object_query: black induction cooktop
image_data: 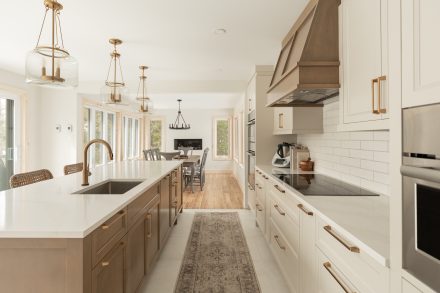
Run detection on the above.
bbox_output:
[271,173,379,196]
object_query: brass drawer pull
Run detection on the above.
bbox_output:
[101,261,110,267]
[101,210,126,230]
[323,262,356,293]
[256,204,263,212]
[274,235,286,251]
[297,204,313,216]
[274,204,285,216]
[274,185,285,193]
[146,213,152,238]
[324,225,360,253]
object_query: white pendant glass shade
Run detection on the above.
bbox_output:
[101,39,128,105]
[25,48,78,87]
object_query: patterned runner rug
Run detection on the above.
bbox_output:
[175,212,261,293]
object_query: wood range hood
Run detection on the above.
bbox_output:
[267,0,340,107]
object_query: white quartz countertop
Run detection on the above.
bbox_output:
[0,160,182,238]
[257,164,390,266]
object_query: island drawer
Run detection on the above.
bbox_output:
[127,183,160,228]
[92,208,127,266]
[316,216,389,293]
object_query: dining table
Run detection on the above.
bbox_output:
[175,155,200,193]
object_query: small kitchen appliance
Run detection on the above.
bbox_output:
[272,142,293,168]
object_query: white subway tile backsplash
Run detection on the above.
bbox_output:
[341,140,361,149]
[296,100,390,196]
[361,140,388,152]
[350,132,374,141]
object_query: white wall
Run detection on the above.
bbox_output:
[296,99,390,196]
[151,108,234,171]
[232,96,246,194]
[0,69,79,177]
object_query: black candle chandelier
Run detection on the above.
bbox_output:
[169,99,190,130]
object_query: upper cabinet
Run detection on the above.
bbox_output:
[273,107,323,135]
[338,0,389,131]
[402,0,440,108]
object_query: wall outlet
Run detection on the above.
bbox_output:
[55,124,62,132]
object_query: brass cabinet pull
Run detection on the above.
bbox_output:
[146,213,152,238]
[101,261,110,267]
[172,200,178,208]
[274,204,285,216]
[255,183,259,188]
[372,76,387,115]
[297,204,313,216]
[323,262,356,293]
[274,235,286,251]
[377,75,387,114]
[372,78,380,114]
[279,113,284,129]
[101,210,126,230]
[263,175,269,180]
[256,204,263,212]
[324,225,360,253]
[274,185,285,193]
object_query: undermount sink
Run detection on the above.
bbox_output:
[74,180,144,194]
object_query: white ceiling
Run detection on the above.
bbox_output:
[0,0,308,108]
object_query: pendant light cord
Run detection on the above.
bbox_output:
[35,8,49,48]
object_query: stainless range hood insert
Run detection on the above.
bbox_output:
[267,0,340,107]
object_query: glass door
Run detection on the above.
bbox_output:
[0,97,16,191]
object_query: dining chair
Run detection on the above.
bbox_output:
[151,148,162,160]
[63,163,83,175]
[184,148,209,191]
[143,149,153,160]
[159,152,181,161]
[178,147,193,157]
[10,169,54,189]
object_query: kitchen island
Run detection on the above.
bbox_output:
[0,160,183,293]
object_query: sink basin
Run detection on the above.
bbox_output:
[74,180,144,194]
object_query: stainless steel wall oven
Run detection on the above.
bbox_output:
[247,110,256,190]
[401,104,440,292]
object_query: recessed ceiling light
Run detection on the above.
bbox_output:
[213,28,227,35]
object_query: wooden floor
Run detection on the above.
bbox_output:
[182,173,243,209]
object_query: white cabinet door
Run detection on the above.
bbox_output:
[339,0,389,128]
[402,0,440,108]
[402,278,422,293]
[299,203,317,293]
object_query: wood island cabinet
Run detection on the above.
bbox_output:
[0,168,183,293]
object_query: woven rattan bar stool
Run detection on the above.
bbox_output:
[9,169,54,189]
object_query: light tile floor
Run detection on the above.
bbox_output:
[139,209,290,293]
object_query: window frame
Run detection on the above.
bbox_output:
[122,115,141,160]
[83,105,116,166]
[212,117,232,161]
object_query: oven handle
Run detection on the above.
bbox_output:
[401,165,440,184]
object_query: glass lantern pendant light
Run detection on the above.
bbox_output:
[169,99,190,130]
[25,0,78,87]
[136,66,153,113]
[102,38,128,105]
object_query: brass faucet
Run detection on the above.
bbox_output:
[82,139,114,186]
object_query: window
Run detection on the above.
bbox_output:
[149,118,164,150]
[83,107,116,166]
[213,117,232,160]
[123,116,141,160]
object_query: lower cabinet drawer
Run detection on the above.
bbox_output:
[316,248,359,293]
[92,208,128,266]
[92,234,127,293]
[256,199,265,233]
[270,197,299,253]
[316,216,389,293]
[270,220,299,293]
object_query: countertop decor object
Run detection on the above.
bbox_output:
[25,0,78,87]
[136,65,153,113]
[101,38,128,105]
[299,158,314,171]
[169,99,190,129]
